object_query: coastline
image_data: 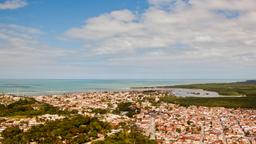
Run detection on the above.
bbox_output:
[0,79,243,96]
[1,89,255,143]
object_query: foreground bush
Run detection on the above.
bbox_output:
[0,98,74,117]
[93,130,156,144]
[1,115,111,144]
[114,102,140,118]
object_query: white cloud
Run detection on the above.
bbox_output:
[2,0,254,78]
[65,9,141,41]
[194,36,213,42]
[0,0,27,10]
[63,0,256,68]
[0,24,77,78]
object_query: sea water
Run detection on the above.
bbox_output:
[0,79,241,96]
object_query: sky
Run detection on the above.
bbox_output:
[0,0,255,79]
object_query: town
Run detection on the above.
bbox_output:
[0,90,255,144]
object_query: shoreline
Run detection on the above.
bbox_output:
[2,87,245,98]
[0,79,246,96]
[1,80,255,99]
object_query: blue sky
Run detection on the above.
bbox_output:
[0,0,148,48]
[0,0,255,79]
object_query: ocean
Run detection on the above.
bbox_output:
[0,79,241,96]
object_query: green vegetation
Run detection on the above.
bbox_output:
[143,96,161,107]
[167,82,256,96]
[0,98,75,117]
[91,108,109,114]
[160,95,256,109]
[1,115,111,144]
[114,102,140,118]
[93,130,156,144]
[158,81,256,108]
